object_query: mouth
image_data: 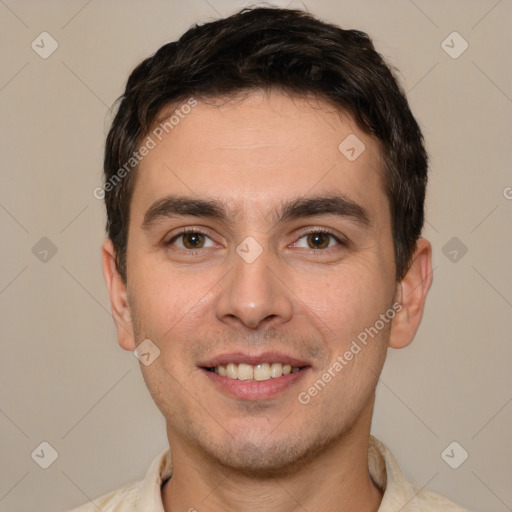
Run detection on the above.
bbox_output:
[204,362,304,381]
[199,353,311,400]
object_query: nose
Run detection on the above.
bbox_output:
[215,243,294,330]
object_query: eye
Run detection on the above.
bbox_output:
[166,229,216,250]
[293,229,346,250]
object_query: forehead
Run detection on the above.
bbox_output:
[131,90,388,226]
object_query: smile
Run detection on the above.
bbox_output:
[205,362,301,381]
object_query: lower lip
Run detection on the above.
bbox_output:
[201,367,309,400]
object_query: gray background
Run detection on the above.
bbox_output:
[0,1,511,511]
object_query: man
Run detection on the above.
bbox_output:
[73,6,469,512]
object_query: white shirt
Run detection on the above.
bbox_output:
[66,435,470,511]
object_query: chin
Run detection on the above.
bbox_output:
[205,428,338,478]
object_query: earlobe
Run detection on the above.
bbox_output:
[101,239,136,351]
[388,238,433,349]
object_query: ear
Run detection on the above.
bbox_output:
[389,238,433,349]
[101,239,136,351]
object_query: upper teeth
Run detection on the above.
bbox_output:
[213,363,300,381]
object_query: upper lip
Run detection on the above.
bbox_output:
[199,352,310,368]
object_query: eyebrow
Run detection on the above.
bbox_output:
[142,195,234,231]
[277,194,371,228]
[141,193,371,231]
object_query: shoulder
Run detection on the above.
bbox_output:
[368,436,471,512]
[411,487,471,511]
[64,481,139,512]
[63,447,172,512]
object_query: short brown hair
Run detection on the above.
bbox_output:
[103,6,428,282]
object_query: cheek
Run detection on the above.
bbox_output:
[295,258,393,342]
[128,267,199,344]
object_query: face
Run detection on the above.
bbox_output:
[109,90,412,474]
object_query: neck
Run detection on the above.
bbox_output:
[162,402,382,512]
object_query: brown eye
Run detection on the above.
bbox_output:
[292,230,346,251]
[306,232,331,249]
[182,232,205,249]
[167,230,215,251]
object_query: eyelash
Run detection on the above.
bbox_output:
[165,228,347,254]
[294,228,348,251]
[166,229,211,251]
